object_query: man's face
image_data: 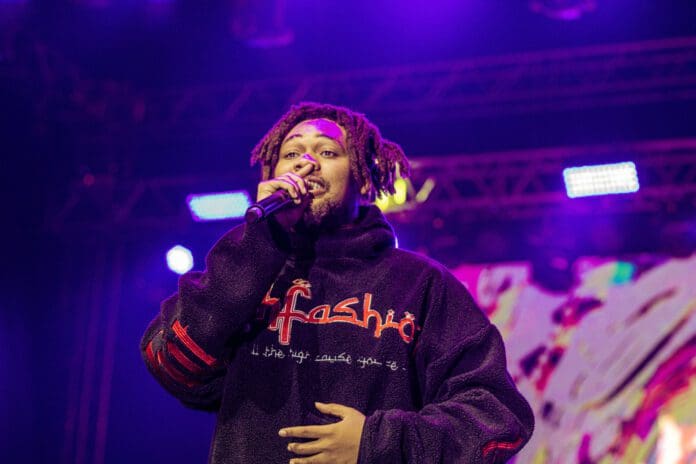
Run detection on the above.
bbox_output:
[274,118,359,227]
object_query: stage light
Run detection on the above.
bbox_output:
[393,178,407,205]
[415,178,436,203]
[563,162,639,198]
[375,175,411,212]
[166,245,193,275]
[375,194,390,211]
[187,191,252,222]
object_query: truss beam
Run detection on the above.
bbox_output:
[5,32,696,137]
[48,138,696,235]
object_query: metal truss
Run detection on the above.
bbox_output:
[131,37,696,137]
[49,138,696,235]
[390,138,696,225]
[5,31,696,138]
[47,171,254,236]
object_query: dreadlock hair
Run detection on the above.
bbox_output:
[250,102,410,202]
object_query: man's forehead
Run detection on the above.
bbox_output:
[282,118,346,145]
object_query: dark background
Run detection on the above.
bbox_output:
[2,1,695,462]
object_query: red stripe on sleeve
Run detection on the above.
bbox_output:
[172,320,218,367]
[482,436,523,457]
[156,351,201,389]
[145,340,158,368]
[166,340,205,375]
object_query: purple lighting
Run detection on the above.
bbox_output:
[529,0,596,20]
[563,162,639,198]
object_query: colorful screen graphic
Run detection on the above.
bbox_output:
[452,254,696,464]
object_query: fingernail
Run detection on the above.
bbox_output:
[279,429,287,437]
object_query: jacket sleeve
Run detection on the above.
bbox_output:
[358,270,535,463]
[140,219,290,410]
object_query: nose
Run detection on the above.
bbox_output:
[294,152,319,171]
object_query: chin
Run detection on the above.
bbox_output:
[303,199,347,229]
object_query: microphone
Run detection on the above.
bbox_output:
[244,190,294,224]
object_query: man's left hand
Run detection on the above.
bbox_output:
[279,402,366,464]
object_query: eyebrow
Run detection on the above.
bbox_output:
[283,133,345,149]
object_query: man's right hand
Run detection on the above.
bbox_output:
[256,163,315,230]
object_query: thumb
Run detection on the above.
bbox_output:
[315,402,347,418]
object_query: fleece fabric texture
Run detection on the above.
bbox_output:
[141,205,534,463]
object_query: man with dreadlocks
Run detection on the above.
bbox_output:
[141,102,534,464]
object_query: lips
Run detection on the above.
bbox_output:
[305,176,327,195]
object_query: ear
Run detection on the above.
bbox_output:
[359,182,372,197]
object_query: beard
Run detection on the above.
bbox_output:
[296,176,361,231]
[303,197,341,228]
[302,194,357,231]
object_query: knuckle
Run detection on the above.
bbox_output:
[279,180,296,191]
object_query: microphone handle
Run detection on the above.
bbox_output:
[245,190,293,224]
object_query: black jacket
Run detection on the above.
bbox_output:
[141,206,534,463]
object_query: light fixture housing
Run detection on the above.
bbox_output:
[563,162,639,198]
[186,191,252,222]
[166,245,194,275]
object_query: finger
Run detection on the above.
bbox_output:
[279,424,332,439]
[263,177,300,202]
[287,438,328,456]
[289,454,326,464]
[294,161,317,177]
[314,402,348,419]
[283,172,308,195]
[276,176,301,196]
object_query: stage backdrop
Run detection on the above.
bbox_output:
[452,253,696,464]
